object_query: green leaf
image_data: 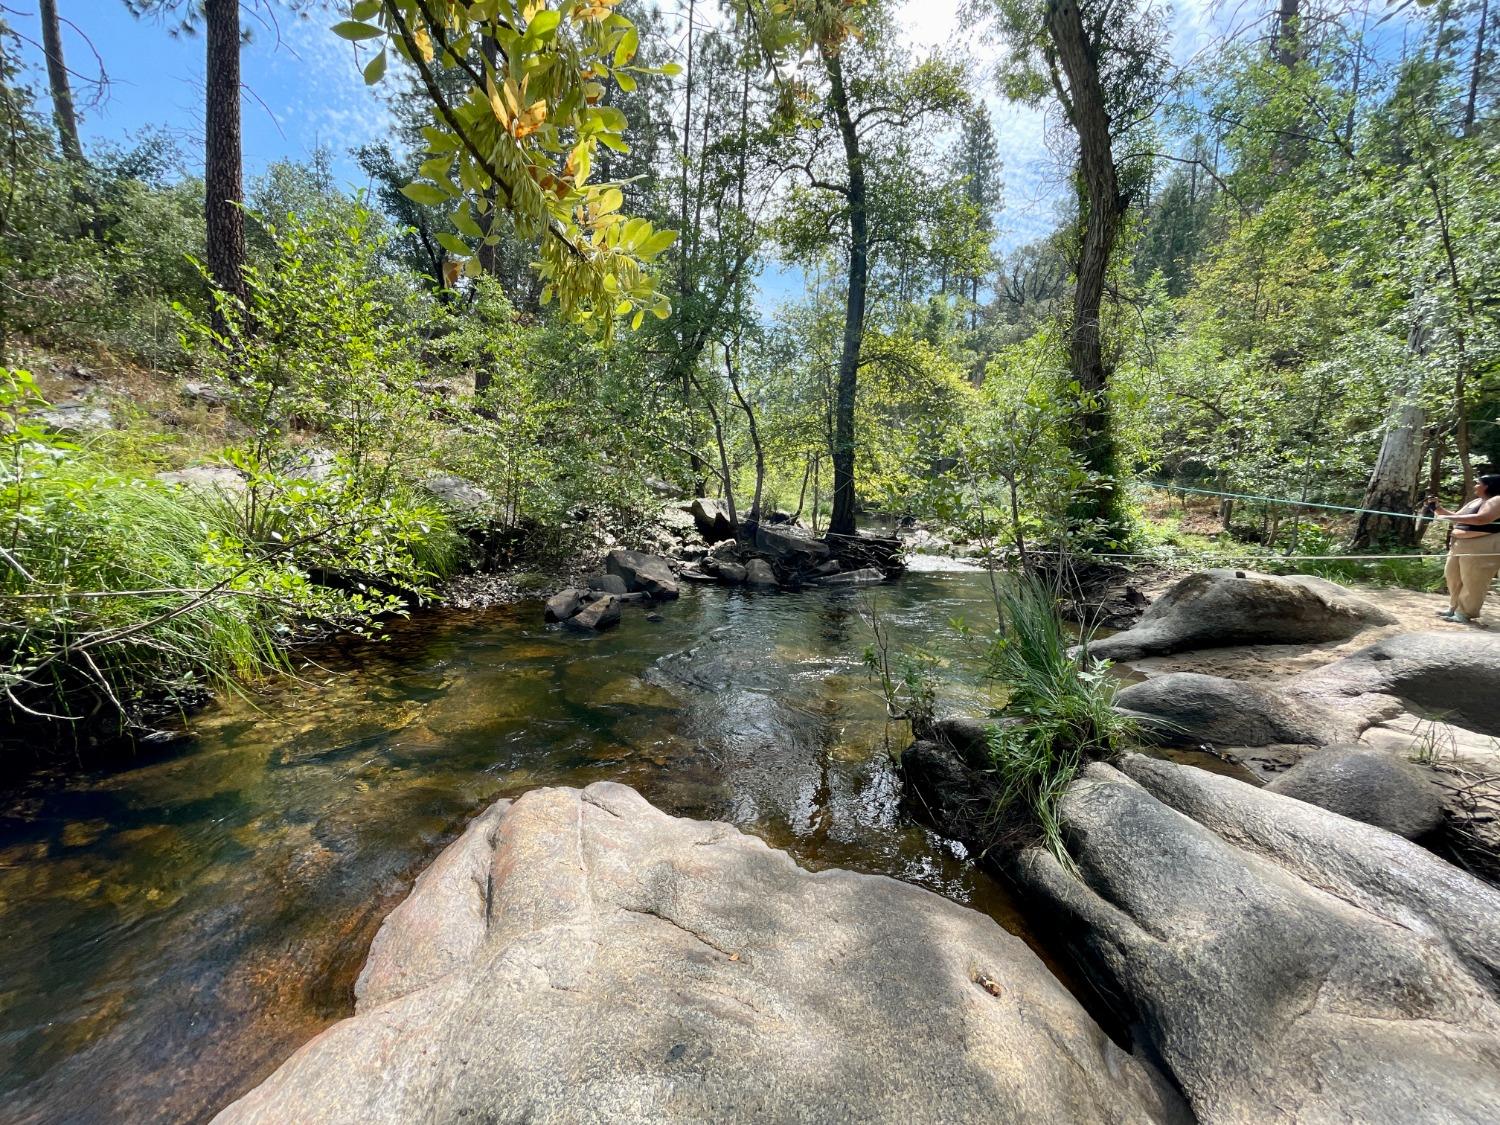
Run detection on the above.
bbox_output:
[363,48,388,85]
[452,206,484,238]
[660,62,683,77]
[401,182,449,206]
[527,10,561,38]
[631,309,645,331]
[436,232,469,256]
[640,229,678,259]
[351,0,380,18]
[331,21,383,41]
[613,28,638,68]
[418,155,453,181]
[614,70,637,93]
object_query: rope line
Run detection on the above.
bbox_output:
[1141,480,1434,522]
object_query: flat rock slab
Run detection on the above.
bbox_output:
[215,783,1184,1125]
[1015,755,1500,1125]
[1089,569,1394,662]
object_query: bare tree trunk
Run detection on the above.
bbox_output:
[1274,0,1302,69]
[39,0,84,164]
[823,43,866,538]
[205,0,246,330]
[725,347,765,525]
[1351,320,1428,548]
[1046,0,1129,541]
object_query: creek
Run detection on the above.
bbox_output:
[0,563,1236,1124]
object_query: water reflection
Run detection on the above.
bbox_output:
[0,574,1015,1124]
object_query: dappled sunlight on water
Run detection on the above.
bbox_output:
[0,573,1020,1124]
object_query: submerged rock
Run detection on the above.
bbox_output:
[1265,744,1446,839]
[1087,569,1394,662]
[214,784,1185,1125]
[818,566,885,586]
[605,549,680,600]
[1013,754,1500,1125]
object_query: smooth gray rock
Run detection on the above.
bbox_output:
[544,588,585,623]
[1266,745,1446,839]
[1087,569,1394,662]
[715,561,747,585]
[567,594,621,631]
[420,473,491,514]
[1013,755,1500,1125]
[743,558,778,590]
[37,402,113,432]
[1115,671,1358,747]
[157,463,246,493]
[1301,630,1500,736]
[585,573,629,596]
[214,783,1185,1125]
[605,549,679,600]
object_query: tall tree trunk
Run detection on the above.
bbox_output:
[39,0,84,164]
[205,0,246,329]
[1350,320,1428,548]
[823,43,865,538]
[1046,0,1128,541]
[1274,0,1302,69]
[1464,0,1489,137]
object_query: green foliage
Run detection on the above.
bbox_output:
[982,574,1136,862]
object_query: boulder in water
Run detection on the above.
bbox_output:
[1265,744,1446,839]
[744,558,778,590]
[1013,754,1500,1125]
[754,524,831,566]
[567,594,621,631]
[1086,569,1394,662]
[544,588,585,623]
[213,783,1185,1125]
[585,573,629,596]
[605,549,679,600]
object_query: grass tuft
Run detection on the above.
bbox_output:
[983,573,1136,863]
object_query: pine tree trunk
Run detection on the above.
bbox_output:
[824,43,865,538]
[205,0,246,330]
[1046,0,1128,542]
[39,0,84,164]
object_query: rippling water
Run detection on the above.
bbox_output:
[1,570,1055,1123]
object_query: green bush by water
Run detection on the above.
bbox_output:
[983,574,1137,861]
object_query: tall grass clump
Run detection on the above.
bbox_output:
[984,573,1137,861]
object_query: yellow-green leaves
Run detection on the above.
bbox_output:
[346,0,677,336]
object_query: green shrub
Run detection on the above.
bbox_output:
[983,574,1136,861]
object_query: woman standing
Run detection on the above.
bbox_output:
[1432,473,1500,623]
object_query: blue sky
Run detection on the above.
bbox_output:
[12,1,1421,309]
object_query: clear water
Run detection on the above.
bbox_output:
[0,569,1228,1124]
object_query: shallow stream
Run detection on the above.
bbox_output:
[0,566,1198,1123]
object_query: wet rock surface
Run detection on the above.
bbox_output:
[1013,754,1500,1125]
[214,783,1185,1125]
[1088,569,1394,662]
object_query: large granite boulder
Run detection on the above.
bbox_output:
[1114,671,1361,747]
[1013,755,1500,1125]
[1301,630,1500,736]
[605,549,680,600]
[689,497,735,543]
[1087,569,1394,662]
[1118,631,1500,751]
[1265,744,1446,839]
[743,558,778,590]
[543,588,585,623]
[215,784,1184,1125]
